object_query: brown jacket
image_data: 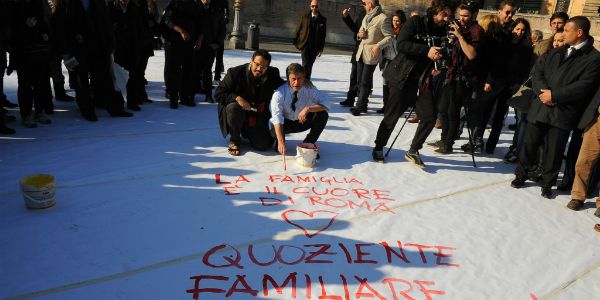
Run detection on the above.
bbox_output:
[293,12,327,51]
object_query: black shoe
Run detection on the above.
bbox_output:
[22,114,37,128]
[461,142,483,153]
[127,104,142,111]
[339,100,354,107]
[0,123,15,134]
[1,99,18,108]
[180,99,197,107]
[427,140,444,149]
[142,98,153,103]
[82,112,98,122]
[566,199,584,211]
[372,149,384,163]
[508,123,517,131]
[350,107,366,116]
[541,187,553,199]
[511,175,526,188]
[434,146,453,154]
[376,108,385,114]
[44,107,54,115]
[34,112,51,124]
[405,151,425,168]
[110,110,134,117]
[55,93,75,102]
[169,100,178,109]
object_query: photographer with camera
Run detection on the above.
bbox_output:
[426,1,483,158]
[372,0,452,163]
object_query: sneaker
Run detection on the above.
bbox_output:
[426,140,444,148]
[405,151,425,168]
[22,114,37,128]
[372,149,384,163]
[566,199,584,211]
[34,112,51,124]
[511,175,526,188]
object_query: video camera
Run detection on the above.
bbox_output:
[415,34,453,70]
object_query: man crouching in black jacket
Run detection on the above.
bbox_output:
[215,50,285,156]
[372,0,452,163]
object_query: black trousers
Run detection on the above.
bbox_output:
[49,57,66,97]
[441,80,474,147]
[301,48,318,80]
[196,46,216,97]
[485,88,511,153]
[469,81,507,144]
[345,59,359,103]
[1,51,7,101]
[409,87,439,152]
[281,111,329,144]
[164,40,195,102]
[374,78,418,150]
[354,60,377,110]
[214,41,225,80]
[561,129,584,186]
[226,102,274,151]
[126,55,149,105]
[515,121,571,188]
[72,52,122,115]
[16,54,52,118]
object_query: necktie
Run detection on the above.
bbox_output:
[566,46,575,59]
[291,91,298,111]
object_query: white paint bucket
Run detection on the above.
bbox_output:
[296,143,319,168]
[20,174,56,209]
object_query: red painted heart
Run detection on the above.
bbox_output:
[281,210,340,238]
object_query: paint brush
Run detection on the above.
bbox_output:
[283,153,287,171]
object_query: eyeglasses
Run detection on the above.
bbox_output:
[252,61,269,70]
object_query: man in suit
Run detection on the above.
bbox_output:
[59,0,133,121]
[293,0,326,80]
[511,16,600,199]
[349,0,391,116]
[339,5,366,108]
[215,50,284,155]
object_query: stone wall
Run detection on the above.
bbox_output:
[155,1,600,47]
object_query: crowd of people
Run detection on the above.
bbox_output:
[3,0,600,217]
[0,0,229,133]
